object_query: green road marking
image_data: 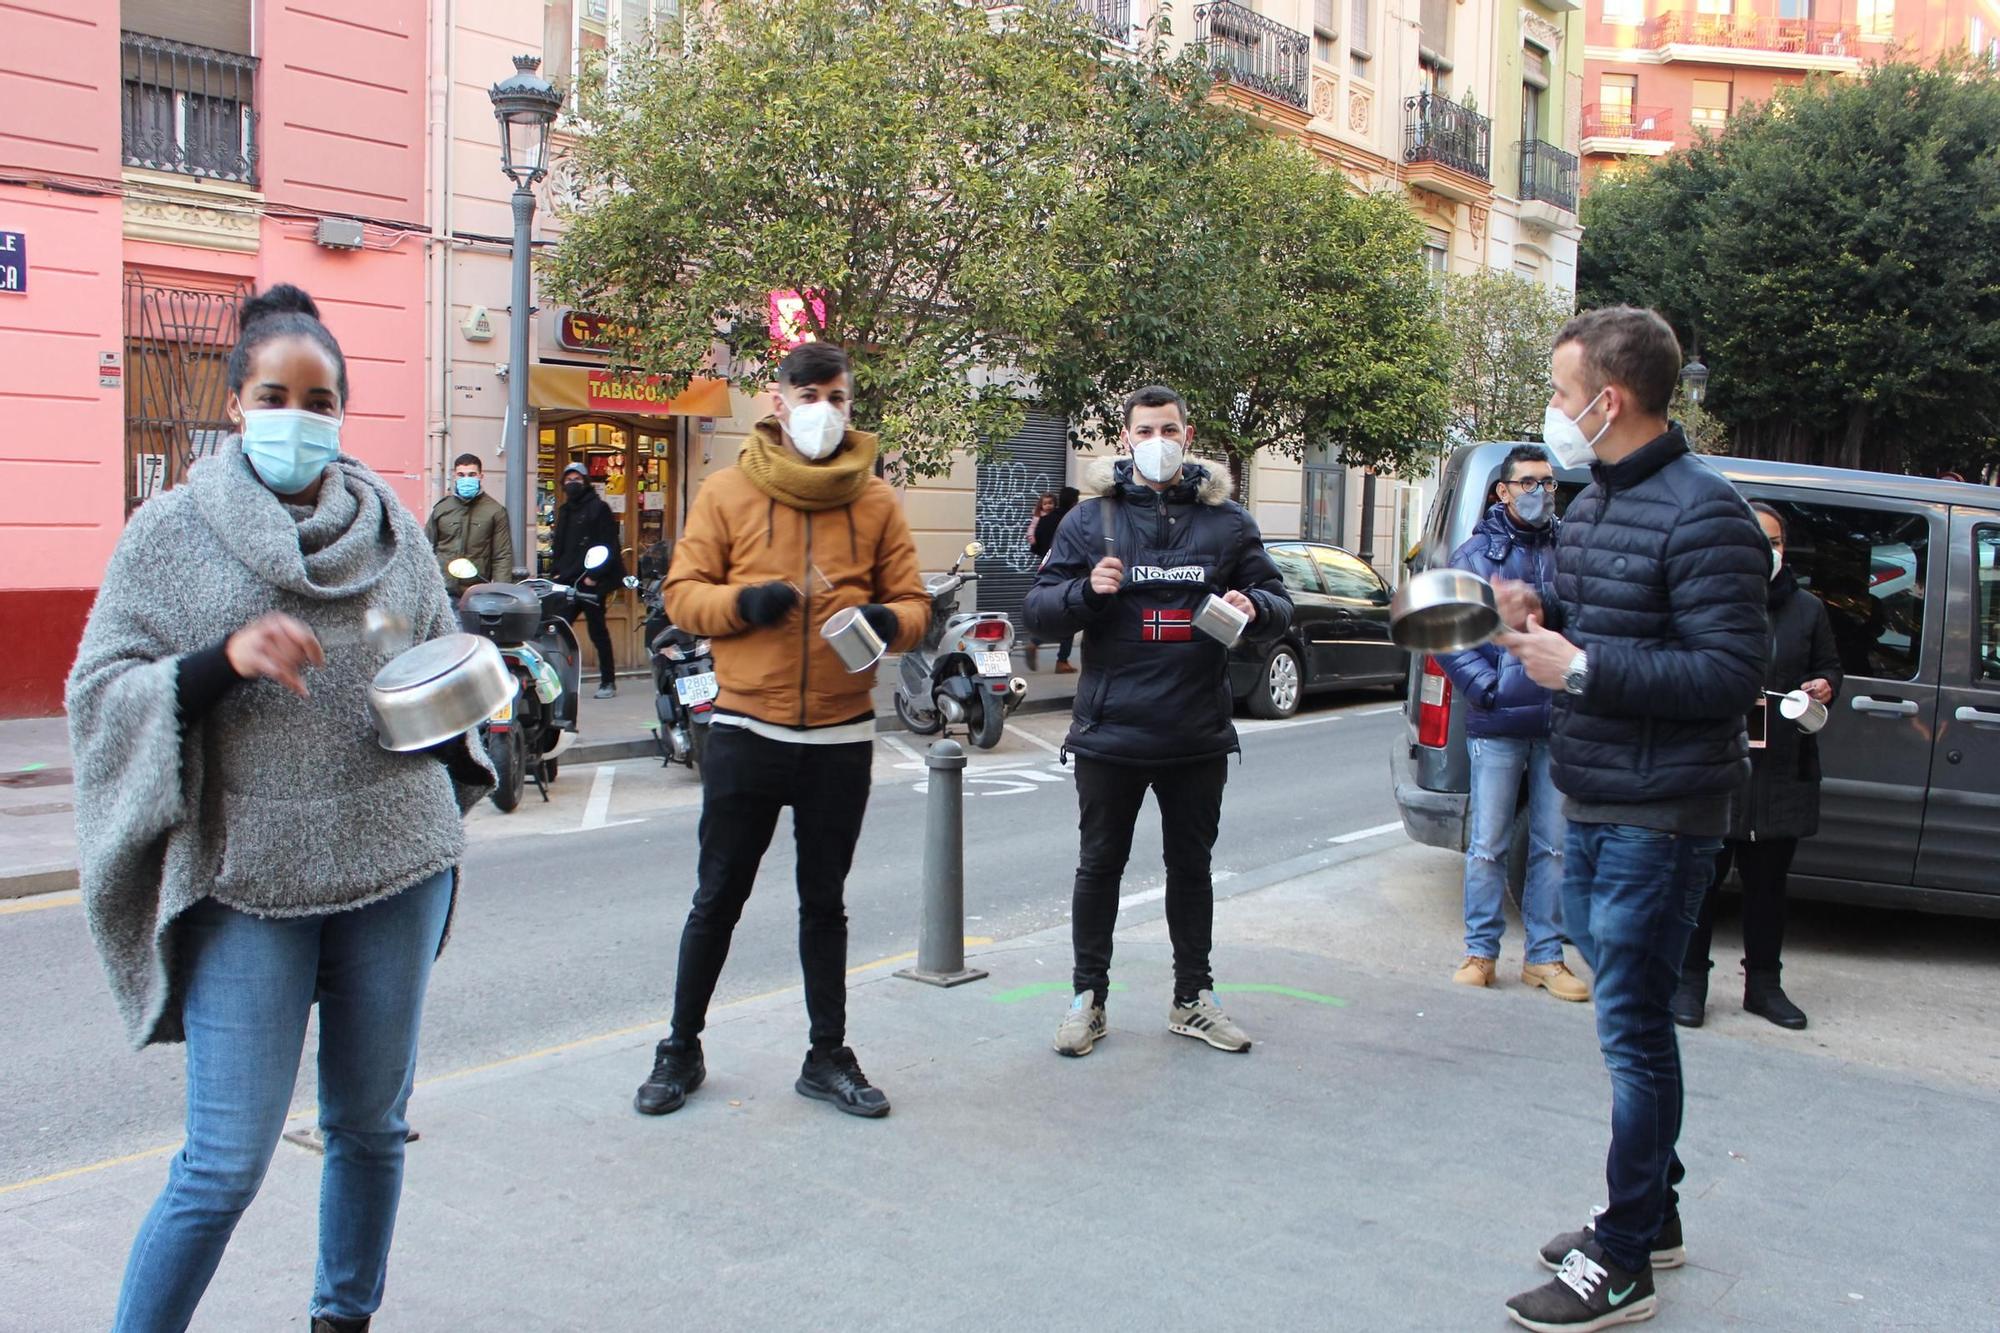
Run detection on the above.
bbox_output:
[1213,984,1350,1007]
[989,981,1128,1005]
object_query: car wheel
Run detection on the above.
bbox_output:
[1250,644,1303,719]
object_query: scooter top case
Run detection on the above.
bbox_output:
[458,582,541,645]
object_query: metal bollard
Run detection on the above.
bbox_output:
[896,738,989,987]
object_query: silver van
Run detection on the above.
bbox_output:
[1392,441,2000,918]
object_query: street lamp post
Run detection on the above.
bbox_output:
[1679,355,1709,450]
[489,55,563,577]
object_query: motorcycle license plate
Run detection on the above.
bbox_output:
[675,671,719,706]
[975,650,1011,677]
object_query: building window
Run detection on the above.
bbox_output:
[1423,228,1449,274]
[1602,0,1642,24]
[1857,0,1894,38]
[546,0,675,91]
[1779,0,1814,17]
[1314,0,1337,63]
[124,272,254,513]
[120,33,258,184]
[1696,0,1730,13]
[1691,79,1732,132]
[1599,73,1637,132]
[1349,0,1372,79]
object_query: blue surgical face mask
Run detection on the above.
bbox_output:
[455,475,482,501]
[240,408,341,495]
[1513,485,1551,527]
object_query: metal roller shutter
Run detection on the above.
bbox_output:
[971,409,1071,629]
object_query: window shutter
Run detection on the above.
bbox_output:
[122,0,252,56]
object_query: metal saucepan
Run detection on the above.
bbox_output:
[368,633,513,752]
[1389,568,1502,653]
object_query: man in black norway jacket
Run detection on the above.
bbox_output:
[1494,308,1769,1333]
[1025,385,1291,1061]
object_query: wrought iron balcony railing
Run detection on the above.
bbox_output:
[1403,91,1491,182]
[121,32,259,184]
[1645,11,1859,55]
[1518,139,1578,212]
[1194,1,1311,111]
[1076,0,1132,42]
[1582,103,1676,142]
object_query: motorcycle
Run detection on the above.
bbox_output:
[893,540,1027,750]
[636,545,716,770]
[450,544,613,811]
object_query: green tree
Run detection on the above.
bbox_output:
[542,0,1112,479]
[1439,270,1571,443]
[1579,59,2000,476]
[1036,68,1452,481]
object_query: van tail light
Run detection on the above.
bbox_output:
[1417,656,1452,749]
[971,620,1009,641]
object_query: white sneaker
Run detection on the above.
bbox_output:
[1168,990,1251,1052]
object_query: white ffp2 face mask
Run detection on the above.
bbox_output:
[1132,436,1185,484]
[785,400,847,461]
[1541,390,1609,470]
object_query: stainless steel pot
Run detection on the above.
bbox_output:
[821,606,887,673]
[1389,568,1502,653]
[368,633,512,752]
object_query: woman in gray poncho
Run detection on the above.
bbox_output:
[66,285,493,1333]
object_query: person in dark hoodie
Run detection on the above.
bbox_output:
[1029,484,1081,673]
[1438,444,1588,1003]
[1025,385,1291,1060]
[551,461,625,698]
[1674,501,1841,1032]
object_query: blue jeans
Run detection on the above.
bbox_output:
[1462,735,1565,964]
[1562,823,1720,1275]
[113,870,453,1333]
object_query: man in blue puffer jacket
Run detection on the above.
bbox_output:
[1026,385,1291,1061]
[1438,444,1588,1003]
[1495,308,1768,1333]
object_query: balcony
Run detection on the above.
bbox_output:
[121,32,258,185]
[1194,1,1311,111]
[1641,11,1861,71]
[1403,91,1491,200]
[1581,103,1675,156]
[1517,139,1578,227]
[1075,0,1132,43]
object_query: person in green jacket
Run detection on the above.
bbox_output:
[425,453,514,595]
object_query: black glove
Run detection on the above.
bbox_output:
[858,603,900,644]
[737,580,799,627]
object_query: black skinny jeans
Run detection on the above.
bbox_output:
[1071,754,1228,1006]
[1684,838,1797,979]
[576,592,616,686]
[669,724,873,1053]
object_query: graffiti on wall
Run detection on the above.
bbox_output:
[972,458,1058,575]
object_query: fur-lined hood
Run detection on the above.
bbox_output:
[1081,455,1234,506]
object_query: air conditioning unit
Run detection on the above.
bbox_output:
[315,217,365,251]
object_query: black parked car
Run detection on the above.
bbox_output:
[1229,541,1406,717]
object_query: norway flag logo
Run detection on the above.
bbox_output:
[1141,609,1194,642]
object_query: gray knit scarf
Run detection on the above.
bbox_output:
[67,442,493,1048]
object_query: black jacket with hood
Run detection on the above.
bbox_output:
[1025,457,1291,765]
[552,482,625,587]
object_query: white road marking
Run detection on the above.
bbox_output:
[1237,713,1348,734]
[1353,705,1405,717]
[1010,726,1066,757]
[1119,887,1167,908]
[581,763,616,830]
[1328,820,1405,845]
[880,734,925,765]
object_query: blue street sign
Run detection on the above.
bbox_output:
[0,231,23,294]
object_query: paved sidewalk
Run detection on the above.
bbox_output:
[6,840,1996,1331]
[0,650,1079,899]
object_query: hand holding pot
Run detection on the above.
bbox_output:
[226,612,325,699]
[1221,589,1257,624]
[1800,677,1834,705]
[1492,577,1544,632]
[1493,615,1579,692]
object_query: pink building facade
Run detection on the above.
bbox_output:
[0,0,428,716]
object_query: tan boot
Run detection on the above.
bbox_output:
[1522,960,1590,1002]
[1453,956,1497,987]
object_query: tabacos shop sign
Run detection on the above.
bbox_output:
[583,370,678,411]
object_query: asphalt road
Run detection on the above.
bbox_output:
[0,694,1408,1187]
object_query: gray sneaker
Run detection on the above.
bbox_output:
[1053,994,1107,1057]
[1169,990,1252,1052]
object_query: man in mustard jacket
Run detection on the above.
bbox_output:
[634,341,928,1120]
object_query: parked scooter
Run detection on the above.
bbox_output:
[636,546,716,769]
[893,540,1026,750]
[450,544,612,811]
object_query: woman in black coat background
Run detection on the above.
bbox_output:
[1675,502,1842,1031]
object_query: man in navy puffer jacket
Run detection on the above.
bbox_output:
[1496,308,1768,1333]
[1437,445,1587,1003]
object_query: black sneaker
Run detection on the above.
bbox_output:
[796,1046,890,1118]
[633,1039,704,1116]
[1539,1210,1685,1271]
[1507,1237,1657,1331]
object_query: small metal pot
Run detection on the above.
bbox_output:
[1389,568,1501,653]
[368,634,513,752]
[821,606,886,673]
[1192,593,1250,648]
[1777,689,1830,734]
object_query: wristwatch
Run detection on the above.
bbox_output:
[1562,650,1589,697]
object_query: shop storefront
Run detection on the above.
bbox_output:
[527,364,732,677]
